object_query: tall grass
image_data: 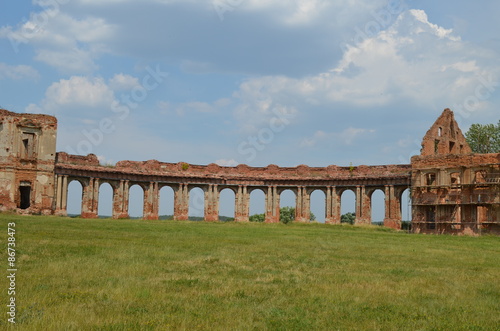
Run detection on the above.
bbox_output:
[1,214,499,330]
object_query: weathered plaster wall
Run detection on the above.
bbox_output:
[0,109,57,213]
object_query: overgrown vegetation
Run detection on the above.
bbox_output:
[1,214,499,330]
[249,206,316,223]
[341,212,356,224]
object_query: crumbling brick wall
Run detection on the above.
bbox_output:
[411,109,500,235]
[0,109,57,213]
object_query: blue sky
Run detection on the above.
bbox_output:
[1,0,499,218]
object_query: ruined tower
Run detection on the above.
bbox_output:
[419,108,472,156]
[0,109,57,214]
[411,109,500,234]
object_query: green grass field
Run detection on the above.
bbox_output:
[1,213,499,330]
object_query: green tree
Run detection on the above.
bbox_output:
[280,206,295,224]
[465,121,500,153]
[249,207,316,224]
[341,212,355,225]
[249,213,265,222]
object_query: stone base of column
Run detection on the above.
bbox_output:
[234,216,249,222]
[295,216,309,223]
[325,217,340,224]
[354,218,371,225]
[204,214,219,222]
[174,214,189,221]
[143,214,159,220]
[81,212,98,219]
[265,215,279,223]
[54,209,68,217]
[113,212,129,219]
[384,219,402,230]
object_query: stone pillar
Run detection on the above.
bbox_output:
[303,189,311,222]
[82,177,99,218]
[265,186,280,223]
[174,183,189,220]
[362,186,371,224]
[384,185,402,230]
[325,186,341,224]
[61,175,68,212]
[235,186,250,222]
[123,180,130,217]
[143,182,159,220]
[354,186,371,225]
[295,187,310,222]
[55,175,68,216]
[55,175,62,213]
[113,180,129,219]
[295,187,303,222]
[204,184,219,221]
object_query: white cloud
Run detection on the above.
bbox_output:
[229,7,500,132]
[215,159,239,167]
[441,61,479,73]
[34,48,98,74]
[157,100,221,116]
[39,76,116,113]
[300,128,375,148]
[96,155,115,166]
[408,9,458,40]
[108,74,139,91]
[0,63,39,80]
[0,11,114,73]
[25,103,43,114]
[339,127,375,145]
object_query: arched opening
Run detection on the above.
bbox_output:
[159,185,175,220]
[219,188,236,221]
[279,189,296,208]
[310,189,326,223]
[279,189,296,223]
[128,184,144,219]
[371,189,385,225]
[400,188,412,230]
[67,180,83,217]
[249,189,265,222]
[341,189,356,224]
[98,182,113,218]
[189,187,205,220]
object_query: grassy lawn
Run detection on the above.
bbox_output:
[1,213,499,330]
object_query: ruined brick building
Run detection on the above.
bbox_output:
[1,108,499,234]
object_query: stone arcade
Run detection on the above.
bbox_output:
[1,108,499,234]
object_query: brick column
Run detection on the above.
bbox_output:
[295,187,303,221]
[143,182,159,220]
[82,178,99,218]
[355,186,371,225]
[325,186,341,224]
[295,187,310,222]
[303,188,311,222]
[265,186,280,223]
[55,175,62,213]
[204,184,219,221]
[55,175,68,216]
[362,186,371,224]
[113,180,129,219]
[61,176,68,213]
[235,186,250,222]
[384,185,402,229]
[174,183,189,220]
